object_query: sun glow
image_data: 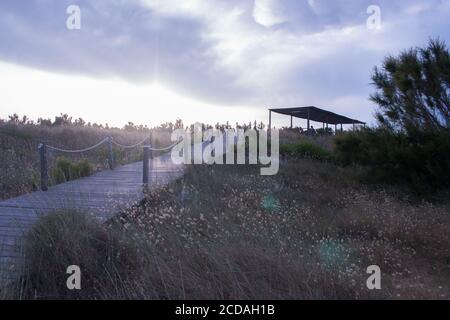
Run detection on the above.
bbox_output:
[0,62,260,127]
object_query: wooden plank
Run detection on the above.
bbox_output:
[0,153,183,283]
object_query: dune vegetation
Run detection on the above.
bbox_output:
[2,156,449,300]
[0,115,174,200]
[1,39,449,300]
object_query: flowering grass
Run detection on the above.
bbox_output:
[6,159,449,300]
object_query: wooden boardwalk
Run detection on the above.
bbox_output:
[0,153,183,282]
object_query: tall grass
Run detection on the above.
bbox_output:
[0,123,171,200]
[8,160,450,300]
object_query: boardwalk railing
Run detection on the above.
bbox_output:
[38,136,182,191]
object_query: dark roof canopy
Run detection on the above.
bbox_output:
[270,106,366,125]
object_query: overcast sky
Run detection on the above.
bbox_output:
[0,0,449,127]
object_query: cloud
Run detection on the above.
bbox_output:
[253,0,287,27]
[404,2,432,15]
[0,0,449,124]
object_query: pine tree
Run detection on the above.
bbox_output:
[370,39,450,132]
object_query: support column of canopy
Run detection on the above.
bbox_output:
[307,109,310,131]
[269,110,272,132]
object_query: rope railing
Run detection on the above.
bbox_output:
[112,136,149,149]
[145,139,183,151]
[46,138,109,153]
[38,135,184,191]
[142,138,184,186]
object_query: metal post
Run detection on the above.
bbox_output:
[268,110,272,134]
[108,136,114,170]
[38,143,48,191]
[143,145,149,185]
[268,110,272,139]
[307,112,310,134]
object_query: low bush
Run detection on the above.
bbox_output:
[78,159,93,178]
[52,157,93,184]
[280,141,333,161]
[335,128,450,194]
[316,128,333,136]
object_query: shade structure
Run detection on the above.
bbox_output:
[269,106,366,126]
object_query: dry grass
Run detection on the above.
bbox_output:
[6,159,449,300]
[0,123,171,200]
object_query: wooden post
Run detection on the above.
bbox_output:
[341,124,343,132]
[149,144,153,184]
[38,143,48,191]
[143,145,149,185]
[290,115,293,129]
[335,124,337,135]
[108,136,114,170]
[149,131,153,156]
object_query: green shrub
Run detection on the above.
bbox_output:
[78,159,93,178]
[52,157,93,184]
[52,157,74,183]
[52,167,66,184]
[280,141,333,161]
[335,128,450,194]
[316,128,333,136]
